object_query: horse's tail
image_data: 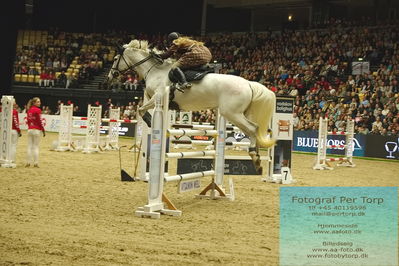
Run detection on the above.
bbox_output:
[246,81,276,148]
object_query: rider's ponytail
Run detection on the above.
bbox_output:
[173,37,204,47]
[27,97,40,110]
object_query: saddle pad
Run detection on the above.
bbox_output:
[184,68,214,82]
[169,66,214,83]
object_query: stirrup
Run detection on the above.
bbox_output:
[174,83,185,93]
[181,82,192,89]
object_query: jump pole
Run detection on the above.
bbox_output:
[135,88,233,219]
[313,117,356,170]
[135,90,181,218]
[0,96,16,168]
[103,107,121,150]
[55,104,73,151]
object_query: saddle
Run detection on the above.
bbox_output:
[168,65,214,83]
[168,65,214,112]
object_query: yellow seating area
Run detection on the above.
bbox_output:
[17,30,48,49]
[15,74,39,84]
[14,30,112,86]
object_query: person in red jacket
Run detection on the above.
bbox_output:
[11,102,22,163]
[39,71,49,87]
[26,97,45,167]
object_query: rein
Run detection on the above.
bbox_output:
[111,50,163,80]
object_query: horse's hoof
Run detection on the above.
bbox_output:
[248,147,257,154]
[142,112,152,127]
[182,83,192,89]
[256,166,263,175]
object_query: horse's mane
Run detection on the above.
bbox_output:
[124,39,151,51]
[124,39,174,65]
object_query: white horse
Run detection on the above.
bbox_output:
[106,40,276,170]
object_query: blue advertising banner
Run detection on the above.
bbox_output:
[293,130,365,157]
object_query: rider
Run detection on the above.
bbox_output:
[160,32,212,90]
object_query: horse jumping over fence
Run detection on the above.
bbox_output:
[106,39,276,170]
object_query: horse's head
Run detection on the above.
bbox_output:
[105,44,126,83]
[106,40,163,84]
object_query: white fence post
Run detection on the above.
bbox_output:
[55,104,73,151]
[0,96,16,168]
[135,89,182,218]
[107,107,120,150]
[214,111,226,187]
[83,105,102,153]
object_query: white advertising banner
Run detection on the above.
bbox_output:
[272,98,294,141]
[18,114,86,134]
[272,113,294,141]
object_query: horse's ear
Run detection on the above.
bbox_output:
[116,44,125,55]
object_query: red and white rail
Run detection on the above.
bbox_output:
[72,125,109,129]
[170,121,245,151]
[102,118,137,123]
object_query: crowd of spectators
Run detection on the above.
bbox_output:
[13,18,399,136]
[14,28,118,89]
[14,28,151,91]
[189,18,399,136]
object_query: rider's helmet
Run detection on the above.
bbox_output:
[167,32,180,44]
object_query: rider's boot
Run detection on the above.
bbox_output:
[173,67,192,90]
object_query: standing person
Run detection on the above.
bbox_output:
[11,102,22,163]
[57,71,67,88]
[26,97,45,167]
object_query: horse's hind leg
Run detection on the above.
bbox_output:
[221,112,262,172]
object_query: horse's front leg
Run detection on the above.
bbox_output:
[138,95,156,127]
